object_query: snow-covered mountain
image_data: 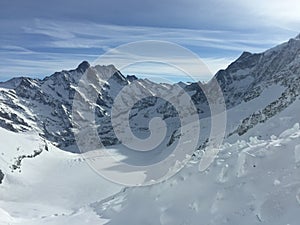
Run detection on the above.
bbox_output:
[1,34,300,224]
[0,61,130,150]
[1,35,300,152]
[219,35,300,138]
[0,61,205,152]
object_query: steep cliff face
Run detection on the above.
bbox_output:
[219,35,300,137]
[215,36,300,106]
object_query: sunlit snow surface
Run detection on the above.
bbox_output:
[91,123,300,225]
[0,119,300,224]
[0,128,121,225]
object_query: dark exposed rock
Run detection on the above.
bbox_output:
[10,147,44,172]
[76,61,90,73]
[0,169,4,184]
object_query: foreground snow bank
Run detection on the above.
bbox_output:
[1,123,300,225]
[94,124,300,225]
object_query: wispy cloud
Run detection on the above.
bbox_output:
[22,20,289,53]
[0,0,299,82]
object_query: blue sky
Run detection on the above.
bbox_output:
[0,0,300,82]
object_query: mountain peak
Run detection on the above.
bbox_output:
[237,51,252,61]
[126,75,138,82]
[294,33,300,40]
[76,61,90,73]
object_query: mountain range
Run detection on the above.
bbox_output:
[1,34,300,151]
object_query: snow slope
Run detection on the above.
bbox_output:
[92,123,300,225]
[0,128,121,225]
[1,111,300,224]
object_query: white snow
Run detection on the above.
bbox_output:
[0,128,121,225]
[2,92,300,224]
[91,123,300,225]
[2,120,296,224]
